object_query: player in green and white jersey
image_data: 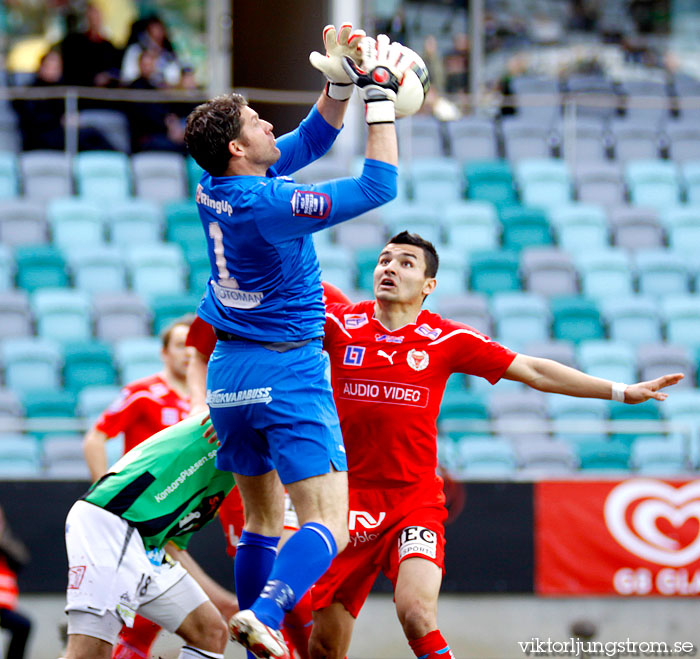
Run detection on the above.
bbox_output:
[64,413,236,659]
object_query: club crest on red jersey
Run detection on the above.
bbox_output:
[344,313,369,329]
[415,323,442,340]
[407,349,429,371]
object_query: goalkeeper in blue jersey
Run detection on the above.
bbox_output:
[183,24,411,659]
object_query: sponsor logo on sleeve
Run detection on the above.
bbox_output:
[398,526,438,560]
[415,324,442,340]
[291,190,331,219]
[343,346,366,366]
[68,566,86,589]
[344,313,369,329]
[375,333,404,343]
[407,349,430,371]
[338,378,429,407]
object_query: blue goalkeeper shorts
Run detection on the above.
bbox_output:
[206,338,347,484]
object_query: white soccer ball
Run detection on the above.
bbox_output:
[394,46,431,119]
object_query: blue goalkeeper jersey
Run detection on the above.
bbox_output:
[195,104,397,343]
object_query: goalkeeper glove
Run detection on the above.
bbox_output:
[309,23,365,101]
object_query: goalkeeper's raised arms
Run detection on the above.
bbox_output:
[309,23,365,101]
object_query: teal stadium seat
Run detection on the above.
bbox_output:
[164,201,206,253]
[107,199,163,247]
[408,158,464,203]
[550,297,604,344]
[438,391,489,439]
[464,161,516,207]
[186,156,204,197]
[184,248,211,294]
[150,293,200,334]
[453,438,517,479]
[32,288,92,344]
[15,245,68,292]
[625,159,681,209]
[468,250,520,295]
[442,201,499,251]
[609,400,662,445]
[47,197,105,248]
[0,337,62,393]
[316,245,356,293]
[0,434,42,478]
[498,206,552,251]
[74,151,131,200]
[355,247,380,292]
[63,341,117,393]
[549,396,608,444]
[577,440,630,472]
[0,151,18,198]
[22,389,77,440]
[77,385,121,423]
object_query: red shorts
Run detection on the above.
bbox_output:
[312,477,447,618]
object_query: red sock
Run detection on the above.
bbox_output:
[408,630,455,659]
[281,590,313,659]
[112,615,161,659]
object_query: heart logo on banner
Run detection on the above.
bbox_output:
[604,479,700,567]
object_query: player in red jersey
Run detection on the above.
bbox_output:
[82,316,193,659]
[309,231,684,659]
[185,281,351,659]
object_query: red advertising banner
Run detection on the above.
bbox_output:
[536,479,700,595]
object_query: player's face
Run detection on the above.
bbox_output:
[237,105,280,168]
[162,324,191,380]
[373,243,435,304]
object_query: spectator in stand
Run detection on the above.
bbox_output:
[121,14,181,88]
[444,32,470,95]
[0,505,31,659]
[58,4,122,88]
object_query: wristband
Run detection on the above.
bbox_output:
[326,81,353,101]
[365,99,395,124]
[611,382,627,403]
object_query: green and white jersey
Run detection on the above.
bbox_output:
[83,413,236,551]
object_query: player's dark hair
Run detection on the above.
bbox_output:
[386,231,439,278]
[160,314,195,350]
[185,93,248,176]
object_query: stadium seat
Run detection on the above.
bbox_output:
[0,108,19,153]
[0,337,62,392]
[520,248,577,297]
[665,122,700,163]
[47,197,105,248]
[0,290,31,340]
[0,199,47,247]
[488,389,548,440]
[556,117,608,162]
[452,438,517,479]
[114,336,163,384]
[131,152,187,202]
[601,296,662,346]
[186,155,204,197]
[407,158,463,203]
[662,391,700,462]
[15,245,68,292]
[184,248,211,294]
[630,436,689,475]
[574,162,625,210]
[549,396,608,444]
[107,198,163,247]
[126,243,187,297]
[397,115,446,158]
[515,159,572,208]
[442,201,499,251]
[22,389,77,439]
[662,295,700,349]
[619,79,671,124]
[380,202,443,246]
[515,439,578,475]
[43,435,91,479]
[576,249,634,300]
[491,292,550,349]
[550,203,609,254]
[609,119,661,162]
[32,288,91,344]
[577,340,638,384]
[550,297,604,344]
[625,160,681,209]
[316,245,356,293]
[65,244,128,294]
[510,75,560,121]
[0,245,13,291]
[78,109,131,153]
[0,151,18,198]
[150,293,201,334]
[436,293,491,336]
[565,74,619,122]
[334,210,386,250]
[609,206,664,250]
[93,292,152,342]
[438,391,489,439]
[609,400,662,446]
[468,250,520,295]
[636,343,695,388]
[445,116,497,160]
[77,384,121,423]
[634,249,690,298]
[501,118,554,161]
[662,207,700,254]
[0,388,22,431]
[429,248,468,298]
[682,162,700,204]
[74,151,131,199]
[164,200,206,253]
[355,247,380,292]
[498,206,552,251]
[0,434,42,478]
[63,341,117,393]
[19,151,72,201]
[577,440,631,471]
[464,161,517,207]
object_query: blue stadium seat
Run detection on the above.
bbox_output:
[576,248,633,300]
[114,337,162,384]
[550,203,609,254]
[407,157,463,203]
[66,244,128,294]
[316,245,356,293]
[107,199,163,247]
[625,160,681,209]
[442,201,499,251]
[0,337,62,392]
[0,434,42,478]
[662,295,700,349]
[74,151,131,199]
[126,244,187,297]
[429,248,468,298]
[47,197,105,248]
[577,340,638,384]
[380,202,443,246]
[445,116,497,160]
[77,384,121,424]
[630,436,690,475]
[515,158,572,208]
[663,207,700,254]
[609,119,661,162]
[635,249,690,298]
[397,115,446,158]
[681,162,700,204]
[452,438,517,479]
[491,292,550,349]
[549,396,608,444]
[501,118,554,161]
[601,296,662,346]
[665,123,700,164]
[32,288,92,344]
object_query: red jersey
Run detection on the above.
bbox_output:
[324,301,516,489]
[95,374,190,452]
[186,281,352,360]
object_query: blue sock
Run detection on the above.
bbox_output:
[251,522,337,629]
[235,531,280,659]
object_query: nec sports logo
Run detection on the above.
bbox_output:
[343,346,365,366]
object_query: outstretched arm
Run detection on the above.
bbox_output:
[503,353,684,403]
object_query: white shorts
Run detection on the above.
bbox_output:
[65,501,208,642]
